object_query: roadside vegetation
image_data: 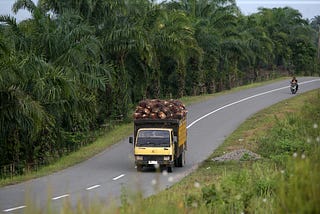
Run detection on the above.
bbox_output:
[113,89,320,214]
[22,85,320,213]
[1,0,320,180]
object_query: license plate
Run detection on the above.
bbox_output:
[148,161,158,165]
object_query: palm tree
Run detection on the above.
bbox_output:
[179,0,240,91]
[257,7,307,69]
[0,0,113,169]
[239,14,274,81]
[0,40,53,165]
[97,0,146,116]
[39,0,120,26]
[310,16,320,62]
[158,7,201,97]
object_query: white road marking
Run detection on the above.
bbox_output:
[3,205,26,212]
[112,174,125,181]
[52,194,69,200]
[187,79,320,129]
[86,184,101,190]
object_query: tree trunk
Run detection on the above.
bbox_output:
[177,63,186,98]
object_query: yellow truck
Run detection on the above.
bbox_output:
[129,116,187,172]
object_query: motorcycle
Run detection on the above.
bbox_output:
[290,82,298,94]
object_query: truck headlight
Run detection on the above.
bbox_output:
[164,156,171,161]
[136,156,143,160]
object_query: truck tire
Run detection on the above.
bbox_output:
[167,166,173,173]
[174,157,179,167]
[136,165,143,172]
[177,150,185,167]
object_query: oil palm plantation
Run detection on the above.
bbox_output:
[0,0,111,170]
[0,0,318,178]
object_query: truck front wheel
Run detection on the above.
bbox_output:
[136,165,143,172]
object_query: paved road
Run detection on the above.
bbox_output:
[1,77,319,213]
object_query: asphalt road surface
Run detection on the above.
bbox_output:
[1,77,319,213]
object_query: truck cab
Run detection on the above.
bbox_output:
[130,99,187,172]
[130,128,176,171]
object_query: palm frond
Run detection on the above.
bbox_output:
[12,0,36,14]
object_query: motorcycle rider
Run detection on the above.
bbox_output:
[291,76,298,91]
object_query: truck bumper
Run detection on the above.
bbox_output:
[135,160,174,167]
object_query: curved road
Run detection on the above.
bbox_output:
[1,77,319,212]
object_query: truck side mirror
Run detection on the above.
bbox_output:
[129,137,133,144]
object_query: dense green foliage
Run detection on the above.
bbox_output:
[0,0,319,176]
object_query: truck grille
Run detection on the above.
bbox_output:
[142,155,165,161]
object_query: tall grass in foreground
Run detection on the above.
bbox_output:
[276,148,320,213]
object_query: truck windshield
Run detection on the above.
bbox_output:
[136,130,170,147]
